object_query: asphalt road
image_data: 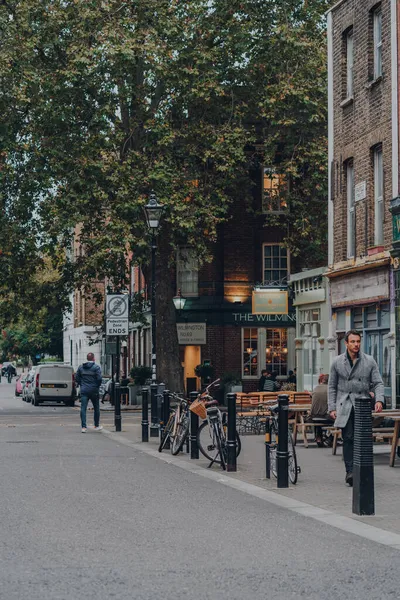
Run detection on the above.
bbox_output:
[1,377,400,600]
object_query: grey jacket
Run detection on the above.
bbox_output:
[328,351,384,428]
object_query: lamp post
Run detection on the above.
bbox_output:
[172,288,187,314]
[144,192,165,436]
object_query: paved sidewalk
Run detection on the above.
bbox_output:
[101,414,400,535]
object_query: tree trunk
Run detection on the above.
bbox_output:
[153,233,183,393]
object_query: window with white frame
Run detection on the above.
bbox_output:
[373,146,384,246]
[346,160,355,258]
[346,29,354,98]
[373,7,382,79]
[263,244,288,285]
[242,328,288,378]
[262,168,287,213]
[177,247,198,296]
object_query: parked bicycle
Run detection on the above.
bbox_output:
[158,392,190,455]
[266,403,300,484]
[191,379,242,470]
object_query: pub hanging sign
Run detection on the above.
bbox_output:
[252,289,288,315]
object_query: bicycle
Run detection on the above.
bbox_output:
[193,379,242,470]
[266,403,300,484]
[158,392,190,455]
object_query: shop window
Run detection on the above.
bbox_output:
[380,303,390,328]
[265,329,288,376]
[177,247,198,296]
[263,244,288,286]
[243,328,258,377]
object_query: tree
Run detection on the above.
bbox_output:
[0,0,331,389]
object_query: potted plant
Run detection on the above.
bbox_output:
[129,365,152,405]
[220,372,242,403]
[194,363,215,386]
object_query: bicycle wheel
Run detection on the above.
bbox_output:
[158,412,175,452]
[270,444,277,478]
[197,421,241,464]
[222,424,242,458]
[288,433,298,484]
[170,409,190,455]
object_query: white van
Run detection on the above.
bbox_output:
[31,364,76,407]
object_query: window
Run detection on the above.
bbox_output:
[346,161,355,258]
[262,168,287,213]
[263,244,288,285]
[373,146,383,245]
[373,7,382,79]
[243,328,258,377]
[346,29,354,97]
[265,329,288,376]
[177,248,198,296]
[242,328,288,378]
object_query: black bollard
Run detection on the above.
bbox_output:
[114,382,122,432]
[226,392,237,472]
[190,391,199,459]
[277,394,289,488]
[352,395,375,515]
[141,387,149,442]
[265,416,271,479]
[150,383,159,437]
[163,390,171,450]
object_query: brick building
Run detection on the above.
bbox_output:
[130,167,302,395]
[326,0,398,405]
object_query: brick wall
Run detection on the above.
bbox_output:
[331,0,393,263]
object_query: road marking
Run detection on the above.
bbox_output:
[101,430,400,552]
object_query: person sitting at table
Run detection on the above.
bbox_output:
[258,369,268,392]
[263,371,280,392]
[310,373,334,447]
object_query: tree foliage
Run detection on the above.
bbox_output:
[0,0,331,386]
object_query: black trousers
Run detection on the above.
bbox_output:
[342,408,354,474]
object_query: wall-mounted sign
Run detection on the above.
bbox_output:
[252,290,288,315]
[106,294,129,335]
[177,323,206,345]
[355,181,366,202]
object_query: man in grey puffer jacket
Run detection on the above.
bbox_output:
[75,352,102,433]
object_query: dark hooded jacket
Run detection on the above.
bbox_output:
[75,361,102,396]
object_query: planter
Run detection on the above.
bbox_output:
[129,384,142,406]
[367,245,384,256]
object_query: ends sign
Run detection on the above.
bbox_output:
[106,294,129,336]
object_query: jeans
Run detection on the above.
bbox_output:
[80,393,100,428]
[342,408,354,474]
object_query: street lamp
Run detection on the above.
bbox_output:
[172,289,186,313]
[144,192,165,437]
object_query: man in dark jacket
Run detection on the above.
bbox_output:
[75,352,102,433]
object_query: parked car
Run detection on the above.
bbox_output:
[31,363,76,407]
[23,367,38,402]
[15,375,26,397]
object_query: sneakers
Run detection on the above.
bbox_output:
[94,425,103,431]
[345,472,353,487]
[81,427,87,433]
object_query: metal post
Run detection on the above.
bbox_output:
[277,394,289,488]
[114,337,121,432]
[226,392,237,472]
[190,391,199,459]
[265,417,271,479]
[162,390,170,450]
[352,395,375,515]
[150,383,159,437]
[141,387,149,442]
[115,383,121,432]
